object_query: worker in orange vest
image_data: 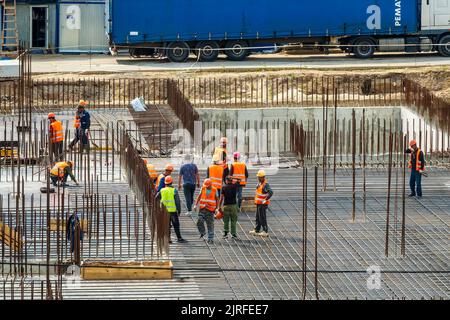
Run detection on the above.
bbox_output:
[156,164,174,192]
[230,152,248,209]
[405,140,426,198]
[207,155,228,197]
[69,100,90,152]
[50,161,79,187]
[193,179,219,244]
[250,170,273,237]
[48,113,64,163]
[213,137,228,169]
[143,159,158,186]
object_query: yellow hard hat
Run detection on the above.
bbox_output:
[257,170,266,178]
[212,154,220,162]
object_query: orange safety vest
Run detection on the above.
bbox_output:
[208,164,224,189]
[50,162,69,177]
[232,162,247,186]
[408,149,424,172]
[146,164,157,179]
[49,121,64,143]
[255,181,270,205]
[199,187,218,212]
[74,113,81,128]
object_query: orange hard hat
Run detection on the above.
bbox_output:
[78,100,88,107]
[203,179,212,188]
[165,164,174,171]
[214,209,224,220]
[48,113,56,119]
[409,140,417,147]
[165,176,173,185]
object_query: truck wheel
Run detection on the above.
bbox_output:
[353,38,376,59]
[438,35,450,57]
[166,41,190,62]
[224,40,248,61]
[196,41,219,62]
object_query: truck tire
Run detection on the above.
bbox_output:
[438,35,450,57]
[196,41,219,62]
[224,40,248,61]
[353,37,376,59]
[166,41,190,62]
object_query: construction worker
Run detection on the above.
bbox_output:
[66,211,84,261]
[48,113,64,163]
[143,159,158,185]
[213,137,228,169]
[230,152,248,209]
[406,140,426,198]
[69,100,91,152]
[156,176,187,244]
[219,176,240,239]
[50,161,79,187]
[194,179,219,244]
[207,155,228,197]
[178,154,200,215]
[250,170,273,237]
[156,164,174,192]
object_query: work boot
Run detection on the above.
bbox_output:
[185,211,192,216]
[177,238,188,243]
[231,234,238,240]
[222,232,228,239]
[249,230,258,236]
[408,193,416,197]
[207,239,214,245]
[199,233,205,239]
[258,231,269,237]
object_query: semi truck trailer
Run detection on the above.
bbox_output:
[107,0,450,62]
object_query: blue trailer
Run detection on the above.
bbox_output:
[107,0,450,61]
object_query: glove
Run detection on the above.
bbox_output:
[262,200,268,205]
[193,205,197,212]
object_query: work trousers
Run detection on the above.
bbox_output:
[50,141,63,163]
[183,183,196,211]
[169,212,182,240]
[223,204,238,236]
[255,204,268,233]
[197,209,215,240]
[50,172,69,186]
[409,170,423,197]
[236,185,243,208]
[69,128,89,151]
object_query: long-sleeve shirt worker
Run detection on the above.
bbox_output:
[405,149,425,171]
[155,188,182,213]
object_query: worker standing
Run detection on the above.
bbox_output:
[69,100,90,152]
[50,161,79,187]
[144,160,158,186]
[156,164,174,192]
[156,176,187,244]
[66,211,84,264]
[230,152,248,209]
[48,113,64,163]
[178,154,200,215]
[250,170,273,237]
[219,176,240,239]
[405,140,426,198]
[207,155,227,197]
[213,137,228,169]
[194,179,219,244]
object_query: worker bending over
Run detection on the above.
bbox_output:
[50,161,79,187]
[156,176,187,244]
[213,137,228,169]
[250,170,273,237]
[48,113,64,163]
[194,179,219,244]
[230,152,248,209]
[405,140,426,198]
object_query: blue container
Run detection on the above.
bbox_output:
[110,0,419,45]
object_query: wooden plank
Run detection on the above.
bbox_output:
[81,261,173,280]
[0,222,23,252]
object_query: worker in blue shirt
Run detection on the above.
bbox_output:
[69,100,91,152]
